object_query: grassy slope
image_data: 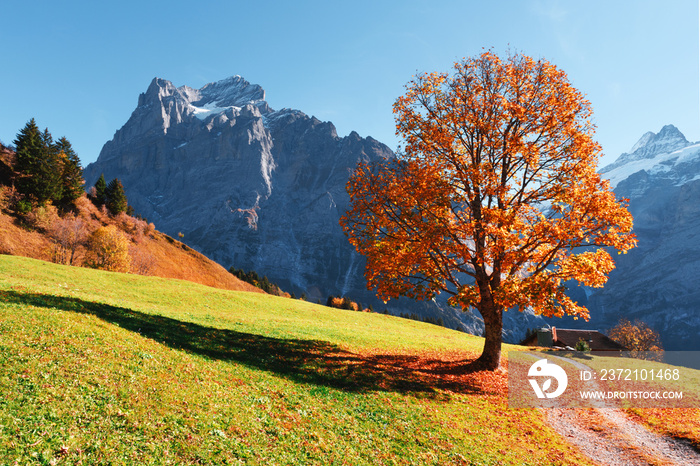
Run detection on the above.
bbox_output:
[0,255,595,465]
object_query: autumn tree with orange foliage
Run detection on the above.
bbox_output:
[608,319,663,357]
[341,51,636,370]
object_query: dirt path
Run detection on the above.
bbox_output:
[545,355,700,466]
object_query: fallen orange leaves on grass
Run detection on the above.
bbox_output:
[323,347,509,396]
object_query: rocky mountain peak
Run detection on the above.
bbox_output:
[137,78,177,107]
[135,76,268,127]
[602,125,691,174]
[140,76,265,105]
[629,124,688,154]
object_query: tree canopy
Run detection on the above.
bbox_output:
[93,174,107,207]
[105,178,128,215]
[89,174,129,216]
[14,119,60,205]
[56,136,84,207]
[608,319,663,357]
[85,225,131,273]
[341,51,637,370]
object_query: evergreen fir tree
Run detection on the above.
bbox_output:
[14,119,43,175]
[55,136,84,207]
[93,174,107,206]
[341,297,354,310]
[13,119,45,202]
[37,128,63,204]
[105,178,128,215]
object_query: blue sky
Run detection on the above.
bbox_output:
[1,0,698,168]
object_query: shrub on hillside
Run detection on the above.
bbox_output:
[129,245,156,275]
[15,199,32,215]
[0,186,17,213]
[114,212,153,244]
[84,225,131,273]
[48,214,87,266]
[72,195,94,218]
[24,203,60,231]
[326,295,365,312]
[0,239,14,255]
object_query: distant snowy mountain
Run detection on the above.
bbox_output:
[556,125,700,350]
[601,124,699,188]
[85,76,545,341]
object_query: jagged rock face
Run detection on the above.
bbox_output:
[553,125,700,350]
[86,77,392,303]
[85,76,545,343]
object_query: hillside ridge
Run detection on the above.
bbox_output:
[0,141,260,293]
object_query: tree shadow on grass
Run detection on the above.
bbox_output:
[1,290,503,397]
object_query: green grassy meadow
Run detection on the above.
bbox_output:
[0,255,593,465]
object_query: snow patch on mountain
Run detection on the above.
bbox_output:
[190,101,242,121]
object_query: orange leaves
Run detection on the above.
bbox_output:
[447,285,481,309]
[341,158,456,303]
[84,225,131,273]
[560,251,605,285]
[608,319,664,354]
[343,50,637,360]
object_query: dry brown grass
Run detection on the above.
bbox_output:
[139,230,261,292]
[0,207,50,259]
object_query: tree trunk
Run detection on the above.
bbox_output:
[475,301,504,371]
